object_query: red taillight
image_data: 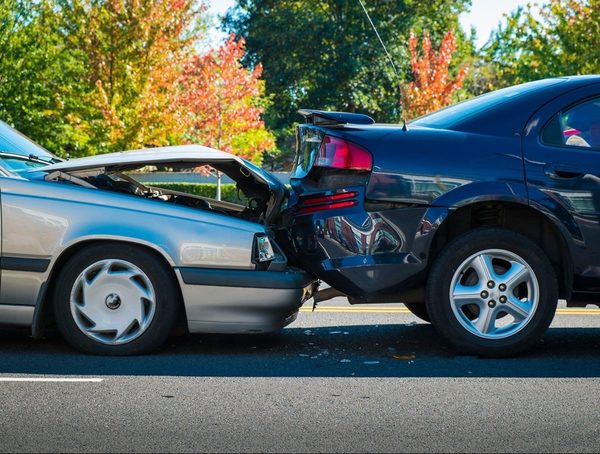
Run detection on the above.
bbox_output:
[299,191,358,215]
[314,136,372,171]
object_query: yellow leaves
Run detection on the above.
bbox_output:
[66,0,202,152]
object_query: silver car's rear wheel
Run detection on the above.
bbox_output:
[70,259,157,345]
[54,243,179,355]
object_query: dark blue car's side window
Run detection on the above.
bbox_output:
[541,97,600,150]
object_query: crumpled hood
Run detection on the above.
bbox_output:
[33,144,282,189]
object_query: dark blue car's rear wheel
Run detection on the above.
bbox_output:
[426,227,558,357]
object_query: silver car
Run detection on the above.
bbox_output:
[0,121,316,355]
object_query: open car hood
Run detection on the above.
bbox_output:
[34,144,283,191]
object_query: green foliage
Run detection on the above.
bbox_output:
[54,0,204,155]
[224,0,474,161]
[0,1,274,163]
[482,0,599,89]
[11,0,597,168]
[0,1,94,157]
[150,183,246,203]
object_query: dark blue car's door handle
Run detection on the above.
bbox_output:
[544,165,584,179]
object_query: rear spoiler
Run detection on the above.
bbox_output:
[298,109,375,126]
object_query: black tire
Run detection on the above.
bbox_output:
[403,302,431,323]
[426,227,558,357]
[53,243,180,355]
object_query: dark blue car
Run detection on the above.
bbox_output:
[280,75,600,357]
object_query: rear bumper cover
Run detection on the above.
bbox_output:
[282,205,438,299]
[175,266,316,334]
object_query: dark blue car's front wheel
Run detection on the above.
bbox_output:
[426,227,558,357]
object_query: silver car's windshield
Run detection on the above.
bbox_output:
[0,120,60,165]
[0,152,56,172]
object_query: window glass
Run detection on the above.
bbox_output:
[411,78,565,129]
[542,98,600,149]
[0,156,49,172]
[0,120,56,159]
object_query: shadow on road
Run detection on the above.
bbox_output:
[0,323,599,378]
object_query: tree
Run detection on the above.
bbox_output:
[179,35,275,198]
[484,0,599,89]
[0,1,210,157]
[0,1,277,166]
[0,1,93,157]
[58,0,206,155]
[224,0,473,156]
[179,35,274,163]
[401,30,468,120]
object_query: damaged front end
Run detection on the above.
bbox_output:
[39,145,287,227]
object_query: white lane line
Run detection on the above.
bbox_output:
[0,377,103,382]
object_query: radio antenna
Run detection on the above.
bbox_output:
[357,0,407,130]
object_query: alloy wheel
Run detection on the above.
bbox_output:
[449,249,539,340]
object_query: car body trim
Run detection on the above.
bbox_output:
[0,304,35,326]
[0,256,50,273]
[186,311,298,334]
[177,266,314,289]
[31,282,48,339]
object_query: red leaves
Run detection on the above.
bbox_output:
[178,35,274,163]
[402,30,468,120]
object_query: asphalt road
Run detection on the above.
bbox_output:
[1,299,600,453]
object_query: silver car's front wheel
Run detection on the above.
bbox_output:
[54,243,179,355]
[70,259,157,345]
[426,227,558,357]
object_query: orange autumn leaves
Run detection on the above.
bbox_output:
[402,30,468,121]
[72,1,273,162]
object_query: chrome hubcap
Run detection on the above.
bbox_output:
[449,249,539,339]
[70,259,156,345]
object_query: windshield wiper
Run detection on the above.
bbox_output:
[0,151,59,165]
[29,154,62,164]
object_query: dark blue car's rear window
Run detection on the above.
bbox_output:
[411,78,566,129]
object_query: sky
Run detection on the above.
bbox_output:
[206,0,532,49]
[459,0,532,47]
